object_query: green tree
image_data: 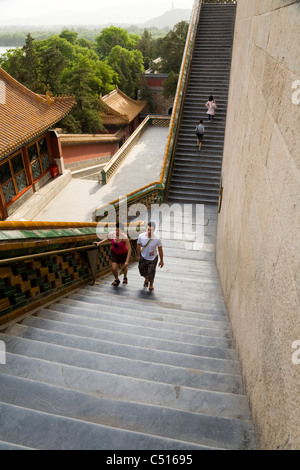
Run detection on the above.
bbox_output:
[21,33,40,91]
[162,71,179,98]
[0,47,24,81]
[59,30,79,45]
[135,29,155,69]
[106,46,144,98]
[39,46,67,93]
[139,77,156,113]
[60,56,106,133]
[159,21,188,74]
[95,26,138,60]
[35,35,75,62]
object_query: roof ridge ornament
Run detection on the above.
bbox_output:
[45,91,54,105]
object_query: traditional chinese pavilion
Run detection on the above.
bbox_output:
[0,67,76,220]
[99,86,146,141]
[59,86,146,169]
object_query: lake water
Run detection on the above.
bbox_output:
[0,46,17,56]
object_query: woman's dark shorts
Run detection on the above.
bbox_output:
[138,256,158,281]
[111,251,127,265]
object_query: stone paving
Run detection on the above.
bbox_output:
[32,126,169,223]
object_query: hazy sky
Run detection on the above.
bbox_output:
[0,0,195,26]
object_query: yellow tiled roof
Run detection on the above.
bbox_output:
[59,129,125,146]
[0,67,76,159]
[100,86,146,126]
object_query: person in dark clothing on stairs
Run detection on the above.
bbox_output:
[195,120,205,151]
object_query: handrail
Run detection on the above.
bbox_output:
[100,116,151,184]
[94,181,163,219]
[0,244,104,266]
[0,220,143,231]
[0,221,98,230]
[159,0,201,185]
[99,115,170,185]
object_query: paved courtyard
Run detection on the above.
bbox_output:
[32,126,169,222]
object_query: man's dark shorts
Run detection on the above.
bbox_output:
[138,256,158,281]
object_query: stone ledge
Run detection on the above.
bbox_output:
[7,171,72,222]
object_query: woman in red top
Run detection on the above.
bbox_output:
[94,222,131,286]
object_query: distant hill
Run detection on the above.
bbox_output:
[141,9,192,29]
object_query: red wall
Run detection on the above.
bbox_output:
[146,77,165,88]
[62,142,118,164]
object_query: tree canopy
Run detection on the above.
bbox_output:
[0,22,189,133]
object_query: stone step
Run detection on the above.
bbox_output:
[179,128,225,137]
[0,375,256,450]
[173,157,222,166]
[63,287,227,322]
[71,287,226,313]
[188,66,231,70]
[171,179,220,188]
[89,268,225,294]
[0,401,211,450]
[84,283,226,316]
[0,352,250,420]
[0,440,34,450]
[167,195,219,205]
[169,185,219,195]
[178,136,224,144]
[1,333,241,394]
[12,313,234,359]
[39,304,233,349]
[172,166,222,175]
[2,318,239,375]
[64,283,227,320]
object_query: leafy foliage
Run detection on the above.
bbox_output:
[106,46,144,98]
[95,27,138,60]
[135,29,156,70]
[0,21,189,131]
[159,21,189,74]
[162,71,179,98]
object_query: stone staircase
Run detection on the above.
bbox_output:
[168,2,236,205]
[0,206,257,450]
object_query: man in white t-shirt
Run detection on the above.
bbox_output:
[137,221,164,292]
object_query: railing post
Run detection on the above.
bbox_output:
[86,246,100,286]
[101,169,107,185]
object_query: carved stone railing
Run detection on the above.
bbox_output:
[99,116,170,185]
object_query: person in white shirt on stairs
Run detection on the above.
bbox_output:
[137,221,164,292]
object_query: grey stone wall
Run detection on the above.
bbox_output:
[216,0,300,449]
